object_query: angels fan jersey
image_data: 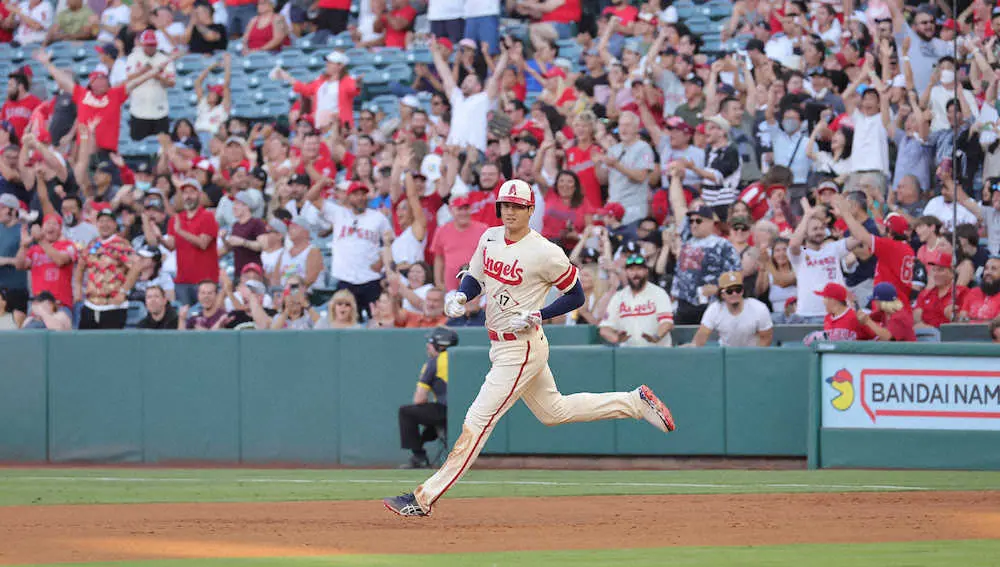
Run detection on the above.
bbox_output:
[467,227,579,331]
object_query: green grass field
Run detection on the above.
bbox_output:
[3,468,999,567]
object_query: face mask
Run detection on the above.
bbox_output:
[136,180,151,191]
[782,119,800,134]
[63,213,77,227]
[940,69,955,84]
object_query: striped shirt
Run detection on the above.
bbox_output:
[700,142,742,208]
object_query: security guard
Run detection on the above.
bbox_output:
[398,326,458,469]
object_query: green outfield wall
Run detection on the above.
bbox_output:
[0,327,996,467]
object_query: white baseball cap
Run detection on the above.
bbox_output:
[401,94,421,109]
[326,51,350,65]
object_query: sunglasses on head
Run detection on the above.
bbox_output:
[722,286,744,295]
[625,257,646,266]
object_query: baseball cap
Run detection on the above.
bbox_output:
[926,250,953,267]
[176,136,202,152]
[225,136,246,146]
[9,65,32,86]
[517,132,539,147]
[883,212,909,235]
[0,193,20,209]
[719,271,744,289]
[42,213,62,227]
[134,160,153,174]
[436,37,454,51]
[815,180,840,194]
[245,279,267,295]
[687,204,716,220]
[96,161,116,174]
[139,29,158,47]
[458,38,477,50]
[346,181,369,195]
[95,43,119,59]
[241,262,264,276]
[814,282,848,303]
[705,115,731,134]
[684,75,705,88]
[450,195,472,208]
[33,290,57,304]
[870,282,899,303]
[95,207,116,220]
[144,196,164,210]
[326,51,349,65]
[88,70,109,84]
[665,116,695,135]
[234,191,258,208]
[289,173,311,186]
[598,202,626,221]
[179,178,202,192]
[401,94,421,109]
[580,247,599,263]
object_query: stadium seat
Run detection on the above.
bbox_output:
[344,47,375,67]
[331,31,353,49]
[383,63,412,84]
[371,94,399,116]
[405,48,433,65]
[242,52,276,72]
[372,47,407,66]
[276,49,306,68]
[175,55,207,75]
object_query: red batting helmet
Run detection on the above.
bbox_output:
[495,179,534,218]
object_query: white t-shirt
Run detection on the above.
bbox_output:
[401,280,432,313]
[599,282,674,347]
[391,225,425,266]
[789,239,850,317]
[315,79,340,130]
[849,110,889,174]
[14,0,53,45]
[97,3,130,43]
[125,50,175,119]
[929,84,977,133]
[464,0,500,18]
[95,59,128,86]
[922,195,978,233]
[701,298,773,347]
[196,99,229,134]
[447,87,490,153]
[427,0,464,20]
[468,227,579,332]
[322,202,392,284]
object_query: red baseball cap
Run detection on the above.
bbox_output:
[926,250,953,268]
[883,212,909,235]
[665,116,694,135]
[942,18,956,30]
[451,195,472,208]
[815,282,848,303]
[695,122,707,135]
[42,213,63,226]
[436,37,454,51]
[88,70,109,84]
[598,202,626,221]
[834,218,848,233]
[346,181,369,195]
[139,29,158,47]
[241,262,264,275]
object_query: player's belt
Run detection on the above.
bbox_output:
[488,329,520,341]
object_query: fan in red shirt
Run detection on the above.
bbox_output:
[915,251,966,328]
[465,162,505,228]
[817,282,874,341]
[34,50,170,153]
[164,179,220,301]
[602,0,638,26]
[1,66,42,137]
[15,214,77,308]
[375,0,417,49]
[541,169,596,248]
[865,282,916,342]
[960,257,1000,322]
[836,195,916,309]
[564,113,604,207]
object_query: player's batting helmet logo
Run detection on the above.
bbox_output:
[495,179,534,217]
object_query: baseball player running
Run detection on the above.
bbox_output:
[384,179,676,517]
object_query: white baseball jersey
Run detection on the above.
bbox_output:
[467,227,578,331]
[789,239,850,317]
[599,283,674,347]
[322,202,392,284]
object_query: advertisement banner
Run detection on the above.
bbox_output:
[820,354,1000,431]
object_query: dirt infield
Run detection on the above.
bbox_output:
[1,491,998,564]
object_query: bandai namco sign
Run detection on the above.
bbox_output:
[821,355,1000,431]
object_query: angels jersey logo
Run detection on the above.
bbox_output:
[482,248,524,285]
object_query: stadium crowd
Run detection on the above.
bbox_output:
[0,0,998,345]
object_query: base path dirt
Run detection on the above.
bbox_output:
[1,492,998,565]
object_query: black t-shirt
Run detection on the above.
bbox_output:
[48,93,76,144]
[138,305,179,329]
[226,307,278,329]
[189,24,229,54]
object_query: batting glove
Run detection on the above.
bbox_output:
[444,292,467,318]
[508,310,542,332]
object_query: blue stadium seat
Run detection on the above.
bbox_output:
[405,48,433,65]
[331,31,353,48]
[383,63,412,84]
[372,47,406,66]
[276,49,306,68]
[344,47,375,67]
[350,64,378,80]
[242,52,276,72]
[176,55,207,75]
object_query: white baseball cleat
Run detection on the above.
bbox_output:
[637,385,676,433]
